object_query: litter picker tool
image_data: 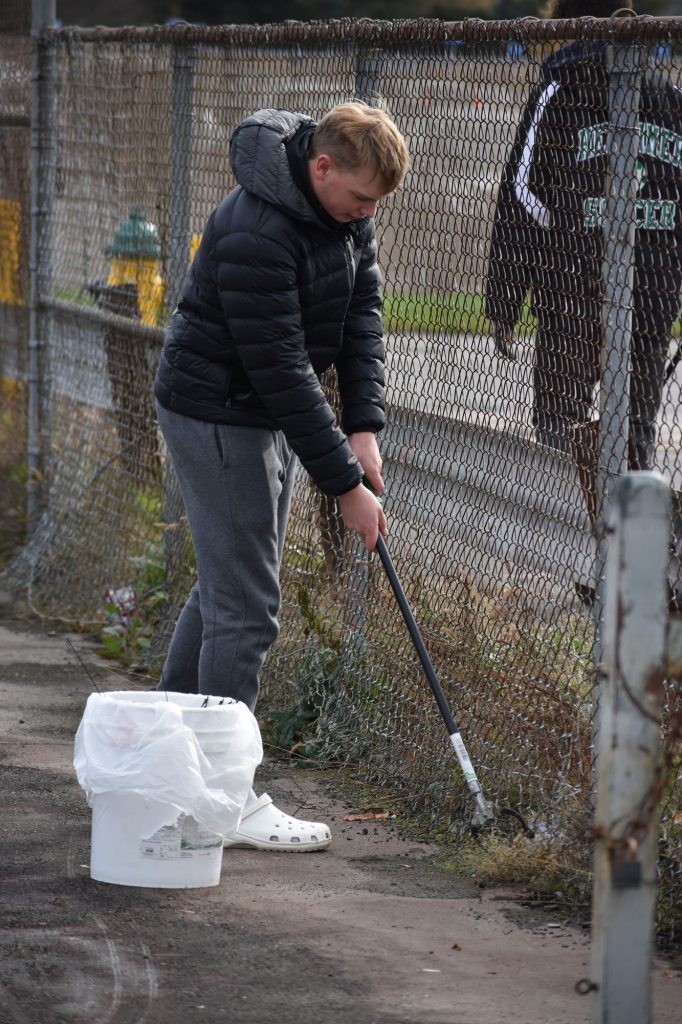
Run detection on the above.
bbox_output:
[372,526,533,838]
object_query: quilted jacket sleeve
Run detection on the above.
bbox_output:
[485,83,548,330]
[216,223,363,496]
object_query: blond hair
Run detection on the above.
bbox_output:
[311,102,410,193]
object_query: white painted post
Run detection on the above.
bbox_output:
[590,471,669,1024]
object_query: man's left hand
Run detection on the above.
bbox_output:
[493,323,516,361]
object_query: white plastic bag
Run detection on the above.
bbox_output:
[73,691,262,837]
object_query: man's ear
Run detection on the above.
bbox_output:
[311,153,334,180]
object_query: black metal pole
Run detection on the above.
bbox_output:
[374,534,458,735]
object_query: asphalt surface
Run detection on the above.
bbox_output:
[0,604,680,1024]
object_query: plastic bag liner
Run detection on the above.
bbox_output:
[73,691,263,838]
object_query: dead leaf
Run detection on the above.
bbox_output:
[452,943,461,951]
[344,811,389,822]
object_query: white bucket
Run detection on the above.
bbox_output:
[90,792,224,888]
[78,691,262,889]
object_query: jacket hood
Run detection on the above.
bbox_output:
[542,41,669,98]
[229,108,322,224]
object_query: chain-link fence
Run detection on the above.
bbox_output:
[1,8,681,950]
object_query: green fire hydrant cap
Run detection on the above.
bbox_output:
[105,208,162,259]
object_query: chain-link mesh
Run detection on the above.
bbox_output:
[1,13,681,948]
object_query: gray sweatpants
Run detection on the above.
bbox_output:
[156,403,297,710]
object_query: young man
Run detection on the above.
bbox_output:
[154,102,410,850]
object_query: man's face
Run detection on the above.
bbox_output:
[309,154,390,223]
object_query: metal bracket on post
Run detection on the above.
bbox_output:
[590,471,669,1024]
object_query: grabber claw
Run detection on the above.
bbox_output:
[471,794,496,834]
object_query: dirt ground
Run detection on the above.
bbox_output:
[0,605,680,1024]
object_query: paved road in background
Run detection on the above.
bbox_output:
[386,331,682,478]
[52,320,682,488]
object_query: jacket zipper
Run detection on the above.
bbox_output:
[345,234,356,292]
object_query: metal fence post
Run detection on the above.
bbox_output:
[592,38,645,735]
[162,42,196,587]
[167,43,195,311]
[329,48,385,640]
[590,471,669,1024]
[353,49,382,107]
[27,0,56,532]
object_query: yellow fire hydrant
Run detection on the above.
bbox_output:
[105,208,164,326]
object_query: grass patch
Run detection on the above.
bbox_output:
[382,291,681,338]
[382,291,533,336]
[55,287,97,307]
[444,833,591,910]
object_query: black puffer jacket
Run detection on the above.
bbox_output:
[154,108,385,496]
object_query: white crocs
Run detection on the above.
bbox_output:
[223,793,332,852]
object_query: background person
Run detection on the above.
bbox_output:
[485,0,682,531]
[154,102,410,850]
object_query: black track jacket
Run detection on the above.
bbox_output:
[486,42,682,335]
[154,109,385,496]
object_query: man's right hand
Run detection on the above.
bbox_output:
[493,323,516,361]
[338,483,387,552]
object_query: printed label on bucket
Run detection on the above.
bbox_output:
[140,814,222,860]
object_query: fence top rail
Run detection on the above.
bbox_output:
[42,16,682,49]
